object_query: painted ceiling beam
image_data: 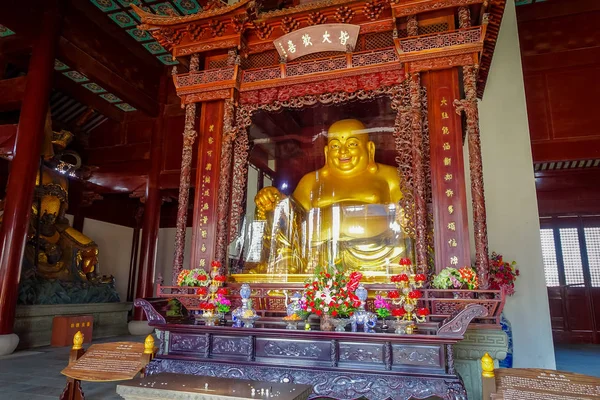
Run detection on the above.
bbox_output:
[54,72,125,123]
[63,1,162,98]
[57,38,158,117]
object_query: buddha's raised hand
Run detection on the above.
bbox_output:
[254,186,283,218]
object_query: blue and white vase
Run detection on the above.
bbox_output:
[499,312,513,368]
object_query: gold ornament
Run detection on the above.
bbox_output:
[72,331,84,350]
[144,335,155,355]
[481,352,495,378]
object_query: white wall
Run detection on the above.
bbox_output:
[466,2,556,368]
[156,227,193,287]
[83,218,134,302]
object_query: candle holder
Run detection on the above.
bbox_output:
[387,258,429,334]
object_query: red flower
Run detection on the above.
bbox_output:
[391,274,409,283]
[198,275,208,281]
[399,258,412,266]
[315,310,322,316]
[196,287,208,296]
[217,288,228,295]
[408,290,422,299]
[211,260,221,268]
[331,310,338,317]
[214,275,226,282]
[200,302,215,310]
[387,290,400,299]
[417,308,430,317]
[325,273,331,278]
[347,271,363,291]
[392,308,406,317]
[415,274,427,282]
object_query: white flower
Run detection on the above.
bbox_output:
[338,299,343,304]
[307,307,312,312]
[324,307,329,312]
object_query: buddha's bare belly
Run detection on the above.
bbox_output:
[305,202,395,244]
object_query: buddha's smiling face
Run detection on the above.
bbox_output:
[325,119,374,176]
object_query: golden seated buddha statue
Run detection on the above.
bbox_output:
[22,167,111,284]
[238,119,413,282]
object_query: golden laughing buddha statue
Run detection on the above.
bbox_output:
[239,119,413,282]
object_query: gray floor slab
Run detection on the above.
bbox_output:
[0,335,145,400]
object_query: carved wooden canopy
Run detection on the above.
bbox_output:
[132,0,506,103]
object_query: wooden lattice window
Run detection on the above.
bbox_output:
[243,50,279,69]
[540,217,600,288]
[418,22,449,36]
[584,227,600,287]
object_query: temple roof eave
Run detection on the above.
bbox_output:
[130,0,254,28]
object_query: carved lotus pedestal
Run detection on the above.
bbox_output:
[135,299,490,400]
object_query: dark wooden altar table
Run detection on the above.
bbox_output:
[136,299,487,400]
[116,373,313,400]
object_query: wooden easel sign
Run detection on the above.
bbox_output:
[60,332,154,400]
[61,342,146,382]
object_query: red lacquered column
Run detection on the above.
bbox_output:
[0,1,62,337]
[133,78,166,321]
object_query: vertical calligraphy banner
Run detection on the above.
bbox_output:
[190,100,224,270]
[425,69,470,273]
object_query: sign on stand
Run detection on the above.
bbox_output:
[61,342,146,382]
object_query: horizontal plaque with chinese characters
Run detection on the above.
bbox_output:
[274,24,360,61]
[61,342,145,382]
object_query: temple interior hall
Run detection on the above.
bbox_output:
[1,0,600,399]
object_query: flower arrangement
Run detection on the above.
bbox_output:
[432,267,479,290]
[458,267,479,290]
[374,295,391,319]
[489,252,519,295]
[431,267,462,289]
[301,265,363,318]
[214,293,232,313]
[176,268,210,287]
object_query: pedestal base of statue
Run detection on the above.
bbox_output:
[14,302,131,349]
[134,300,493,400]
[0,333,19,356]
[455,328,508,400]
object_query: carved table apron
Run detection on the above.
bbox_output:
[144,324,466,400]
[136,299,489,400]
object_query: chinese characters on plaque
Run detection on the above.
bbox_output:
[196,123,216,268]
[440,96,460,267]
[274,24,360,61]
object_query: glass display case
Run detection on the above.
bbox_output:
[228,97,415,282]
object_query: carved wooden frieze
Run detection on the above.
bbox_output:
[169,333,207,354]
[338,342,384,364]
[392,345,443,368]
[308,11,328,26]
[212,335,252,356]
[255,338,331,362]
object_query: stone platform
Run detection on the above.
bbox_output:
[14,302,132,349]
